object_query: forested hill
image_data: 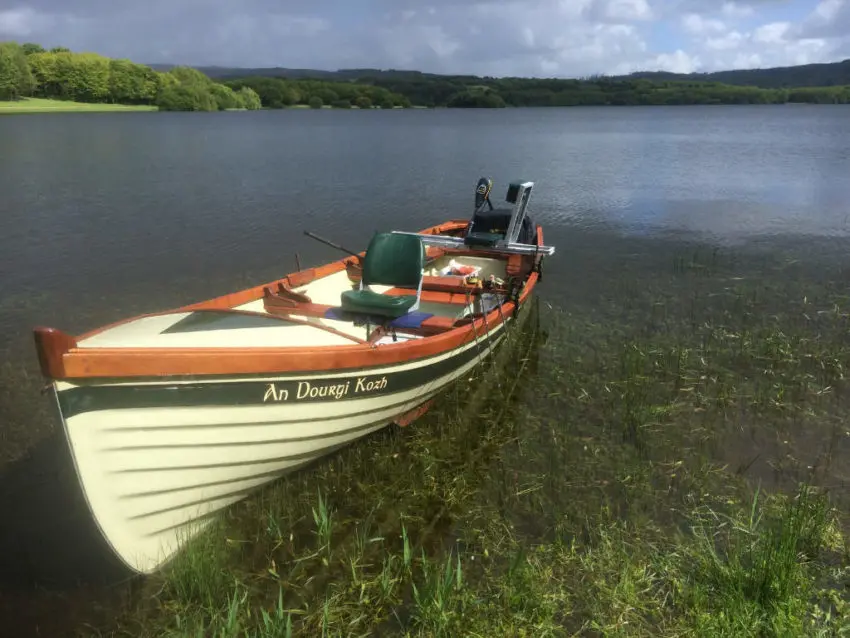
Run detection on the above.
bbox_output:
[167,58,850,89]
[5,42,849,111]
[160,58,850,108]
[0,42,410,110]
[625,59,850,88]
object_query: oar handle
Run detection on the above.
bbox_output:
[303,230,364,262]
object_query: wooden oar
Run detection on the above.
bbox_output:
[304,230,365,264]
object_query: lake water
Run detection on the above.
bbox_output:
[1,105,850,634]
[2,106,850,354]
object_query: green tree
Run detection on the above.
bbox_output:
[316,88,339,103]
[0,42,34,100]
[224,77,296,108]
[28,51,60,97]
[108,58,158,103]
[155,70,180,95]
[237,86,261,110]
[21,43,45,55]
[446,89,506,108]
[379,98,395,109]
[156,84,217,111]
[308,96,323,109]
[209,83,240,110]
[168,66,212,87]
[354,95,372,109]
[52,52,110,102]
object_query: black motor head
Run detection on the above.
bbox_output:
[474,177,493,211]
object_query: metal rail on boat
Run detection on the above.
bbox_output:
[389,231,556,256]
[392,180,555,257]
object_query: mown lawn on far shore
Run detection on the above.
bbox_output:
[0,97,157,114]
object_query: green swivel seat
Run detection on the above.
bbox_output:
[340,232,425,319]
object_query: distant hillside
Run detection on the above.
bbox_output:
[622,59,850,88]
[149,64,447,82]
[148,58,850,89]
[144,58,850,109]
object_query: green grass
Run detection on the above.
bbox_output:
[0,97,157,114]
[284,104,410,109]
[43,242,850,636]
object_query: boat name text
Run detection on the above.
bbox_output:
[263,376,389,402]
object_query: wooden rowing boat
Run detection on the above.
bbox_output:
[31,178,555,574]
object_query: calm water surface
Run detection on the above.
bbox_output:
[2,106,850,351]
[1,105,849,634]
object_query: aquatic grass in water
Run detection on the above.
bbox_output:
[679,484,842,635]
[100,244,850,637]
[311,489,333,559]
[155,518,237,615]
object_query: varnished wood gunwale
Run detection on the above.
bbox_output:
[73,220,470,343]
[33,222,543,381]
[32,327,79,379]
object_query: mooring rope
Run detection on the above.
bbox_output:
[466,288,484,370]
[496,291,511,345]
[406,306,540,563]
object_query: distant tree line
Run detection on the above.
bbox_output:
[5,39,849,111]
[351,75,850,107]
[625,59,850,89]
[203,57,850,90]
[0,41,261,111]
[222,76,411,109]
[218,70,850,108]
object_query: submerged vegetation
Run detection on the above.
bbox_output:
[80,239,850,637]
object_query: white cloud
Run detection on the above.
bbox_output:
[682,14,726,35]
[377,24,460,66]
[706,31,744,51]
[731,52,761,68]
[813,0,844,21]
[753,21,789,44]
[0,7,48,36]
[673,0,843,73]
[652,48,701,72]
[0,0,848,78]
[720,2,755,19]
[582,0,653,23]
[794,0,850,39]
[603,0,653,20]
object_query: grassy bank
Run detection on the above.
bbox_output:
[0,98,157,114]
[87,242,850,638]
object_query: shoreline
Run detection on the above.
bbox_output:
[3,97,848,116]
[0,98,158,114]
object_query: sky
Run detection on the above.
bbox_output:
[0,0,848,77]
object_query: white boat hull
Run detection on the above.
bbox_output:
[53,324,507,574]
